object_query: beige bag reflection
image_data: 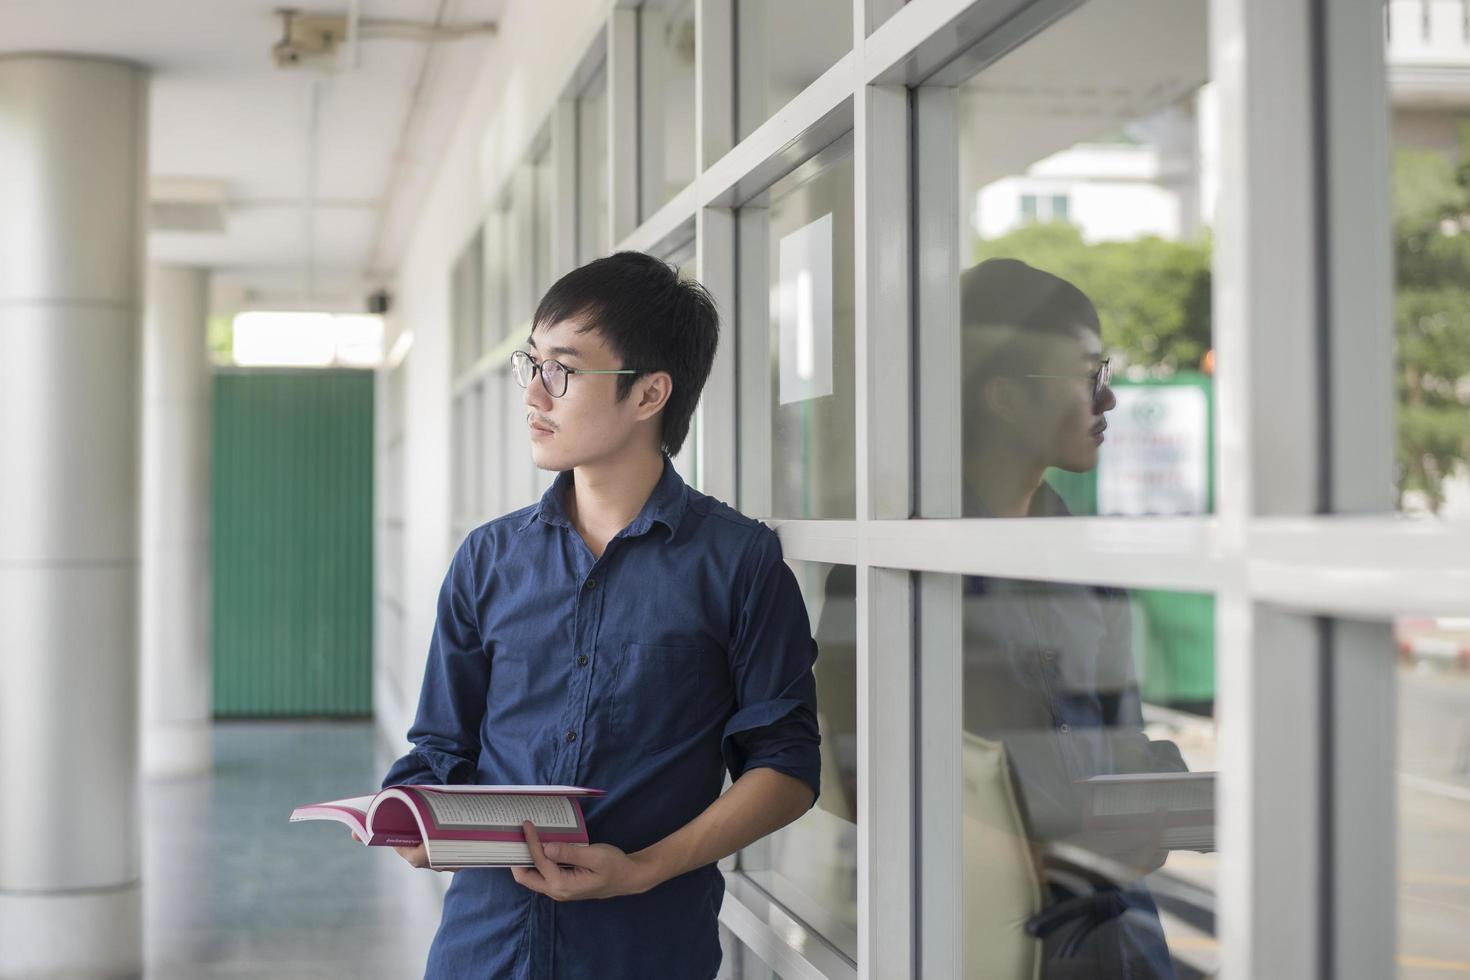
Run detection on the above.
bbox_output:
[962,732,1043,980]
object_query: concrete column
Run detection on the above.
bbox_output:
[0,55,149,978]
[141,265,213,779]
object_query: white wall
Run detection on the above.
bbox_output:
[376,0,610,751]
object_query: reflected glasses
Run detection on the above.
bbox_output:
[510,349,639,399]
[1025,358,1111,402]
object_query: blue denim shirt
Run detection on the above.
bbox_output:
[382,457,821,980]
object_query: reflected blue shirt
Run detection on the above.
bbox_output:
[382,457,821,980]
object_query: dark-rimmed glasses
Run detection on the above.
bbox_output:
[510,350,639,398]
[1025,357,1111,402]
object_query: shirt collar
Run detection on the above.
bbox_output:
[519,455,688,541]
[965,479,1072,519]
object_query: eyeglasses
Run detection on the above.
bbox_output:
[1024,358,1111,402]
[510,350,639,398]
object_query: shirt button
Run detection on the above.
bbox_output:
[584,578,597,590]
[565,730,578,743]
[1058,723,1071,734]
[576,655,589,667]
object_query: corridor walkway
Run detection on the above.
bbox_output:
[142,721,442,978]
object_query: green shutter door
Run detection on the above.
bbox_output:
[211,370,374,717]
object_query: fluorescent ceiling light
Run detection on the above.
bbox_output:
[231,311,384,367]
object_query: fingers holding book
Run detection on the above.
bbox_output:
[511,821,656,901]
[393,842,436,870]
[350,831,436,870]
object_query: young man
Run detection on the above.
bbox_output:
[381,251,821,979]
[959,258,1186,979]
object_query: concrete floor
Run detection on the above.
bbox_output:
[142,721,443,979]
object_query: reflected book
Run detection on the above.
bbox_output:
[289,784,606,869]
[1077,771,1216,852]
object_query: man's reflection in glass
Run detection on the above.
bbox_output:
[960,258,1186,979]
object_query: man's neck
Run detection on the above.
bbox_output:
[963,439,1046,519]
[564,447,666,551]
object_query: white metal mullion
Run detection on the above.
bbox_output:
[691,0,736,502]
[911,86,959,523]
[1326,617,1397,978]
[696,0,734,170]
[860,85,910,524]
[509,167,536,328]
[1213,0,1325,976]
[1247,518,1470,617]
[1215,599,1323,980]
[767,520,859,568]
[867,517,1224,592]
[914,572,961,980]
[551,99,579,276]
[736,206,771,516]
[909,78,962,980]
[855,51,913,974]
[696,207,737,502]
[482,202,510,517]
[608,7,640,249]
[508,167,537,507]
[1319,2,1397,974]
[1323,4,1394,515]
[638,3,667,221]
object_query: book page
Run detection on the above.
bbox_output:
[315,795,375,815]
[421,792,579,832]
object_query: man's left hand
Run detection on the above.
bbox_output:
[510,821,659,901]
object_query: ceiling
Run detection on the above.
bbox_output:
[0,0,504,313]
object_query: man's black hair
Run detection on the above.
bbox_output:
[961,257,1100,336]
[532,251,719,457]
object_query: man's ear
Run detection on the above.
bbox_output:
[633,372,674,421]
[983,376,1028,427]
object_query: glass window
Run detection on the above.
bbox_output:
[577,64,609,264]
[639,0,697,219]
[936,0,1214,521]
[738,559,858,961]
[664,238,701,486]
[1387,8,1470,521]
[1395,614,1470,972]
[744,142,856,518]
[451,229,484,373]
[484,207,509,352]
[735,0,852,142]
[715,923,783,980]
[532,145,556,297]
[922,573,1219,977]
[481,368,504,519]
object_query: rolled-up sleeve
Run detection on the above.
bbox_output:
[720,527,821,804]
[381,534,489,790]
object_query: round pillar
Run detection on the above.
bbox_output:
[0,54,150,979]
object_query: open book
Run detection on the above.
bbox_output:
[289,784,605,869]
[1077,771,1216,852]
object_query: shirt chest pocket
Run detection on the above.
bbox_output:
[611,643,721,753]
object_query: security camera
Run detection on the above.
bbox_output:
[272,9,348,70]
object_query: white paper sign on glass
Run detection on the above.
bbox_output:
[777,212,834,405]
[1096,384,1210,516]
